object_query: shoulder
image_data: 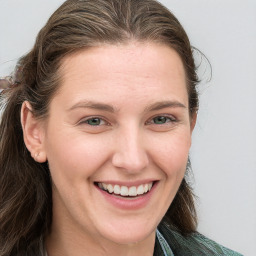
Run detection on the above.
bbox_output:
[157,222,243,256]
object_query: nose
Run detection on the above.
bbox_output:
[111,127,149,173]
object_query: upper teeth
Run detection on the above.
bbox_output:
[98,182,153,196]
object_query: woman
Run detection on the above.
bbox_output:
[0,0,242,255]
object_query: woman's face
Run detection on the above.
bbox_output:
[41,42,195,245]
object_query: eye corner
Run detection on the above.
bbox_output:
[78,116,107,126]
[146,115,177,125]
[145,114,180,132]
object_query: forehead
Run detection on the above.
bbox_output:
[61,42,185,81]
[56,42,188,108]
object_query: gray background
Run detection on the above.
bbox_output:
[0,0,255,255]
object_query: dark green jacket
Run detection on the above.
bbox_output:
[154,222,243,256]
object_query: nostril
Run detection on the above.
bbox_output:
[112,150,149,172]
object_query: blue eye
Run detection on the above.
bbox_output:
[85,118,103,126]
[152,116,172,124]
[78,116,111,133]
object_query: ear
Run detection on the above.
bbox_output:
[21,101,47,163]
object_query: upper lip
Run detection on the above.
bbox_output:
[94,179,158,187]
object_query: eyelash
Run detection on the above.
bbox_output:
[79,115,176,127]
[146,115,176,125]
[79,117,109,126]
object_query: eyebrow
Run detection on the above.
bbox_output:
[67,100,186,113]
[68,101,116,112]
[144,100,187,112]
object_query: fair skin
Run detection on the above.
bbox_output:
[21,42,196,256]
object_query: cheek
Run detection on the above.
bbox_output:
[150,132,191,176]
[45,132,111,185]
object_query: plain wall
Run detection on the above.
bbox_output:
[0,1,255,255]
[159,2,256,256]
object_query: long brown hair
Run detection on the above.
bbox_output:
[0,0,199,255]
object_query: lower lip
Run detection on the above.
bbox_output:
[95,182,158,210]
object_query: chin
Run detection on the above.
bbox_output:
[98,222,155,245]
[107,233,150,245]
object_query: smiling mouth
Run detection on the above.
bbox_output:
[95,182,155,197]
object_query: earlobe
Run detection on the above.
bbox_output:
[21,101,47,163]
